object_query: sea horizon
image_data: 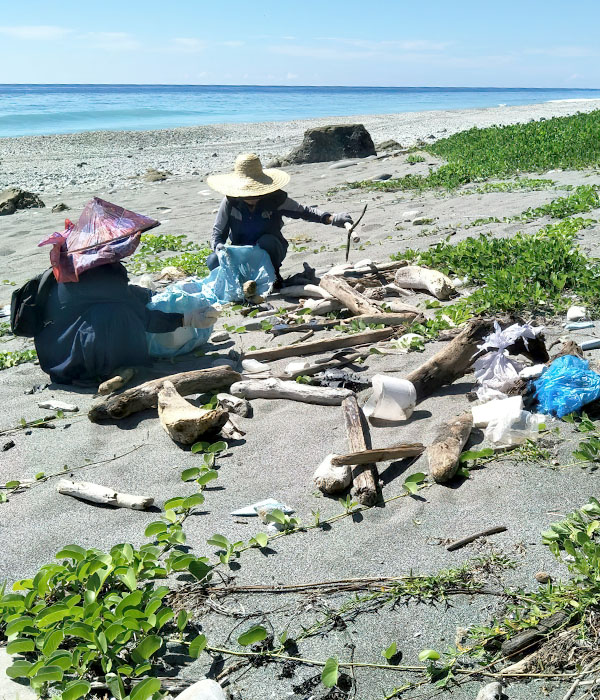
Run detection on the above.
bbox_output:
[2,84,600,139]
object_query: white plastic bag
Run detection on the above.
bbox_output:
[484,409,548,447]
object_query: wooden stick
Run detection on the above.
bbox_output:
[230,377,353,405]
[331,443,425,466]
[342,395,378,506]
[278,351,368,380]
[406,318,493,403]
[320,274,382,316]
[158,380,228,444]
[277,284,333,300]
[271,311,417,337]
[446,525,507,551]
[97,367,136,396]
[88,366,241,422]
[243,327,394,362]
[427,412,473,483]
[57,479,154,510]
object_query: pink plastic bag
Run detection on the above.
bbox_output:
[38,197,159,282]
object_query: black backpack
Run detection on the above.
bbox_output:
[10,269,56,337]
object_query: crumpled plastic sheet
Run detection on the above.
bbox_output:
[474,321,544,401]
[534,355,600,418]
[484,409,549,446]
[146,244,275,357]
[38,197,159,283]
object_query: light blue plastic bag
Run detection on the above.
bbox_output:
[145,244,275,357]
[534,355,600,417]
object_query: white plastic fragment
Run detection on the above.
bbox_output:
[230,498,294,517]
[401,209,421,221]
[564,321,594,331]
[567,305,588,321]
[283,360,311,375]
[241,359,271,374]
[471,396,522,429]
[484,410,549,447]
[38,400,78,412]
[519,364,546,380]
[581,339,600,351]
[364,374,416,422]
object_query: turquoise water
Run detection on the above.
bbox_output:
[1,84,600,138]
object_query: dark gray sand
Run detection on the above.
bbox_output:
[2,104,600,699]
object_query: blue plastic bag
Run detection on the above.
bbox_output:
[534,355,600,417]
[200,245,275,304]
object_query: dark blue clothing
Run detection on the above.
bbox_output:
[34,263,182,384]
[210,190,331,270]
[206,233,288,272]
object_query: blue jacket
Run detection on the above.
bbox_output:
[210,190,331,251]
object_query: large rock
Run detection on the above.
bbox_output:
[282,124,376,165]
[0,188,45,216]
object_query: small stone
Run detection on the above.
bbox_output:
[0,187,45,216]
[144,168,170,182]
[2,440,15,451]
[401,209,421,222]
[370,173,392,181]
[211,331,230,343]
[175,679,226,700]
[475,682,504,700]
[52,202,69,213]
[535,571,551,583]
[376,139,402,151]
[567,305,588,321]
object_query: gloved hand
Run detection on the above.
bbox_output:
[214,243,225,253]
[331,212,353,228]
[183,304,222,329]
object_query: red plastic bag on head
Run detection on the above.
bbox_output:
[38,197,160,282]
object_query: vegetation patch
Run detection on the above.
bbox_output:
[127,233,211,277]
[0,349,37,370]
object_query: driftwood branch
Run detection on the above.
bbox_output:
[394,265,456,300]
[89,366,241,422]
[57,479,154,510]
[158,380,228,444]
[97,367,136,396]
[446,525,507,552]
[279,351,368,380]
[320,275,382,316]
[331,443,424,466]
[342,396,378,506]
[230,377,353,405]
[427,412,473,483]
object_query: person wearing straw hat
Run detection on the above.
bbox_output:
[206,153,353,286]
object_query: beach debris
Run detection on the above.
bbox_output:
[320,273,382,315]
[158,380,228,444]
[401,209,421,222]
[406,318,494,403]
[231,498,294,517]
[302,297,344,315]
[446,525,507,552]
[37,400,78,412]
[279,124,375,165]
[471,396,523,428]
[144,168,170,182]
[216,392,251,417]
[211,358,238,369]
[427,412,473,483]
[394,265,456,300]
[343,203,368,262]
[313,454,352,494]
[534,355,600,417]
[175,678,226,700]
[566,305,588,321]
[332,443,425,466]
[0,187,45,216]
[329,160,358,169]
[24,383,49,395]
[312,368,370,392]
[280,351,368,380]
[51,202,69,213]
[535,571,551,583]
[342,395,378,506]
[278,284,333,300]
[484,409,548,447]
[230,377,353,405]
[500,611,568,660]
[88,365,241,421]
[242,279,257,299]
[370,173,393,181]
[57,478,154,510]
[241,358,271,374]
[219,415,246,440]
[2,440,15,452]
[564,320,594,330]
[364,375,416,422]
[97,367,136,396]
[581,339,600,350]
[475,682,505,700]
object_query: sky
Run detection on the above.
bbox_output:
[0,0,599,87]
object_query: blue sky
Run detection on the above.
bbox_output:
[1,0,599,87]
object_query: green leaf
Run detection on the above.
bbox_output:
[238,625,268,646]
[35,472,45,480]
[163,496,184,510]
[418,649,441,662]
[130,677,161,700]
[188,559,212,582]
[6,660,33,678]
[131,634,162,663]
[321,657,339,688]
[403,472,426,494]
[5,480,20,489]
[7,637,36,654]
[191,441,210,454]
[251,532,269,548]
[177,609,188,632]
[118,567,137,592]
[32,664,64,684]
[382,641,397,660]
[155,607,174,629]
[207,534,230,550]
[144,521,167,537]
[47,650,72,671]
[189,633,208,658]
[196,470,218,486]
[62,680,92,700]
[42,628,64,656]
[55,544,87,562]
[106,674,126,700]
[66,622,95,642]
[208,441,228,453]
[182,493,205,509]
[459,448,494,463]
[181,467,201,481]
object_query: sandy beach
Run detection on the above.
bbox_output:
[2,100,600,699]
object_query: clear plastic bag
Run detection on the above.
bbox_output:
[534,355,600,418]
[200,245,275,303]
[484,410,548,446]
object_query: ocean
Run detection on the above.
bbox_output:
[1,84,600,139]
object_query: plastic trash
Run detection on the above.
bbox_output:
[230,498,294,517]
[200,244,275,303]
[484,409,549,447]
[38,198,159,283]
[581,339,600,351]
[283,360,311,375]
[564,321,595,331]
[519,364,546,380]
[534,355,600,417]
[566,305,588,321]
[37,400,78,412]
[241,359,270,374]
[364,375,416,422]
[471,396,522,428]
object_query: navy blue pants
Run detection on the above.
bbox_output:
[207,234,287,272]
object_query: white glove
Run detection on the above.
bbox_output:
[183,304,222,329]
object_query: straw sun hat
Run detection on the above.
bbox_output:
[207,153,290,198]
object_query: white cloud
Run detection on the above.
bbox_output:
[0,25,70,40]
[286,72,298,79]
[525,46,599,58]
[85,32,141,51]
[172,37,206,52]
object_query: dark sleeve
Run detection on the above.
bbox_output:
[211,198,231,250]
[145,309,183,333]
[278,196,331,224]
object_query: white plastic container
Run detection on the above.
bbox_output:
[364,375,416,422]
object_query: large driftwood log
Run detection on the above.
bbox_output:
[394,265,456,300]
[302,298,344,316]
[158,380,228,444]
[230,377,353,405]
[89,366,241,422]
[332,443,425,466]
[342,395,378,506]
[57,479,154,510]
[320,275,382,316]
[427,412,473,483]
[406,318,493,403]
[244,327,394,362]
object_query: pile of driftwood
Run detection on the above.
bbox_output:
[74,260,552,512]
